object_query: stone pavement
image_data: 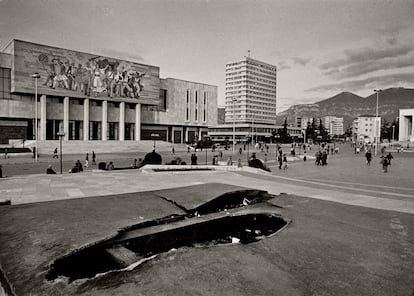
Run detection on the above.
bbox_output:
[1,166,413,214]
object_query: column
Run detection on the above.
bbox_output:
[40,95,47,140]
[63,97,69,141]
[83,98,89,141]
[119,102,125,141]
[171,127,175,143]
[135,103,141,141]
[181,128,184,144]
[102,100,107,141]
[185,127,189,143]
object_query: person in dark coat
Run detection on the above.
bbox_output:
[386,152,394,165]
[92,151,96,165]
[191,153,198,165]
[380,156,389,173]
[365,149,372,165]
[46,165,56,174]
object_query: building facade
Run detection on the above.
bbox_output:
[352,115,381,143]
[225,56,277,125]
[208,123,301,144]
[398,109,414,142]
[323,116,344,136]
[0,40,217,148]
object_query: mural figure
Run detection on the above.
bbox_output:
[37,53,146,99]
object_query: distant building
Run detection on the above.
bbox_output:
[323,116,344,136]
[398,109,414,142]
[353,115,381,143]
[208,123,301,144]
[301,117,321,129]
[295,116,302,128]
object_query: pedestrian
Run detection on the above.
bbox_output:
[46,164,56,174]
[187,146,190,153]
[282,154,288,170]
[132,158,138,168]
[219,150,223,159]
[0,165,3,178]
[191,153,198,165]
[32,147,36,159]
[380,156,389,173]
[386,152,394,165]
[277,153,283,169]
[4,148,8,159]
[106,161,115,170]
[85,153,89,167]
[321,150,328,165]
[315,151,321,165]
[365,149,372,165]
[227,156,232,166]
[172,147,175,155]
[75,160,83,172]
[53,147,58,158]
[303,151,307,162]
[92,151,96,165]
[239,147,243,155]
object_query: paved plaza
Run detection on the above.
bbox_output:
[0,143,413,295]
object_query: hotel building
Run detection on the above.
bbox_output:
[209,56,279,143]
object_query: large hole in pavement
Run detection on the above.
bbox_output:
[46,213,287,282]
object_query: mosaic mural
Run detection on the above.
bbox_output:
[38,54,146,98]
[10,40,160,102]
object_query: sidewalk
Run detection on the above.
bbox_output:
[1,167,413,214]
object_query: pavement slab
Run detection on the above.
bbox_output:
[1,186,412,295]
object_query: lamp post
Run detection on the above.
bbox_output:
[232,98,237,152]
[57,131,65,174]
[374,89,382,156]
[151,133,159,151]
[32,72,40,161]
[392,124,395,142]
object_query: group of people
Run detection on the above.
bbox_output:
[47,150,97,174]
[277,148,288,170]
[315,149,329,166]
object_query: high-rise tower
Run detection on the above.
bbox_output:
[225,56,277,126]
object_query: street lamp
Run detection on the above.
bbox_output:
[232,98,237,152]
[151,133,160,151]
[32,72,40,161]
[392,124,395,142]
[57,131,65,174]
[374,89,382,156]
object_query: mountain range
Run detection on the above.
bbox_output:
[277,87,414,129]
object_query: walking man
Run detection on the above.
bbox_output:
[92,151,96,165]
[53,147,58,159]
[85,153,89,168]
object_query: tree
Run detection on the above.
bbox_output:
[318,121,329,142]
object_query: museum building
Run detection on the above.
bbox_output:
[0,40,217,149]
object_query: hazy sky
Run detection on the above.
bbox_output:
[1,0,413,112]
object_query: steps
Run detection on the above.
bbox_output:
[23,140,185,154]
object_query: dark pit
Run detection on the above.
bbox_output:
[47,213,286,282]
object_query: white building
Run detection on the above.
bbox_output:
[353,115,381,143]
[225,56,277,126]
[399,109,414,142]
[323,116,344,136]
